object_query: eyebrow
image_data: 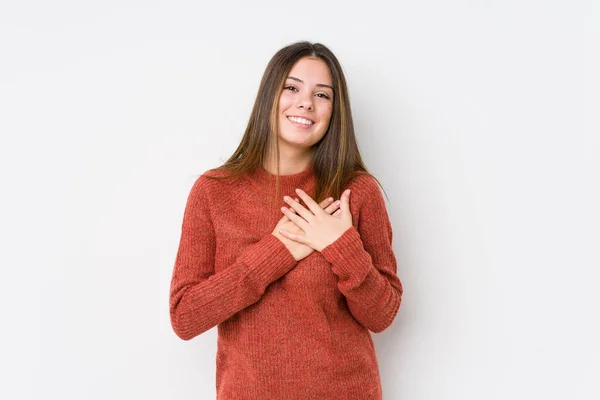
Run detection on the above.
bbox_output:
[286,76,334,91]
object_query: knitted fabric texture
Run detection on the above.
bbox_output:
[169,163,403,399]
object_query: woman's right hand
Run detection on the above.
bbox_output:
[272,196,341,262]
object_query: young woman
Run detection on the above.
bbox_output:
[169,41,403,399]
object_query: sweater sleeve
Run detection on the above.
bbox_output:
[320,176,403,333]
[169,175,298,340]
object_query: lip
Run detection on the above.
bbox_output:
[286,115,315,129]
[287,115,315,123]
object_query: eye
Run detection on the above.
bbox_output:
[284,85,331,100]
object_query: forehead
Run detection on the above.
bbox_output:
[287,57,332,86]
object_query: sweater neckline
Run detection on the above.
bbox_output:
[249,162,316,196]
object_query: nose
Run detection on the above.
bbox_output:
[296,93,314,111]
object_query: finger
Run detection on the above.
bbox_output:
[278,201,301,224]
[324,199,341,214]
[280,205,309,230]
[297,196,331,211]
[283,194,334,220]
[280,205,298,221]
[278,228,309,245]
[277,214,291,226]
[334,209,341,216]
[319,197,335,210]
[294,188,325,217]
[340,189,351,214]
[283,195,315,222]
[294,197,322,211]
[300,195,335,214]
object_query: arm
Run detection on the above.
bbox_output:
[169,175,297,340]
[320,176,403,333]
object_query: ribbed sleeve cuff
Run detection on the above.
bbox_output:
[321,226,372,285]
[237,233,298,288]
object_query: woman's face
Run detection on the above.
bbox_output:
[277,56,334,152]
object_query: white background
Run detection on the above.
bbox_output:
[1,0,598,399]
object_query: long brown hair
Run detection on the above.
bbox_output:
[203,41,387,205]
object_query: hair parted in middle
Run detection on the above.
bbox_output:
[204,40,384,206]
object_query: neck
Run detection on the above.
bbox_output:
[263,147,315,176]
[249,155,316,202]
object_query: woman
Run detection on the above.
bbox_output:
[169,41,403,399]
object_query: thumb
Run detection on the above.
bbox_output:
[340,189,351,216]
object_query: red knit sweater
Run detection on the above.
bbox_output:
[169,162,403,399]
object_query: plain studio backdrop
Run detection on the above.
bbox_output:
[0,0,597,399]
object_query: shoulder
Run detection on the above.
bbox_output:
[188,167,244,202]
[343,172,390,221]
[347,172,381,192]
[346,172,385,202]
[202,166,231,179]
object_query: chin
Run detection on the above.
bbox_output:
[280,137,311,147]
[279,132,313,146]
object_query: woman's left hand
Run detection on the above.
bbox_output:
[279,188,353,252]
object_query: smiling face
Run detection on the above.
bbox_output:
[276,56,334,154]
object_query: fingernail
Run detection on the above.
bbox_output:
[327,197,333,202]
[345,189,351,196]
[295,188,302,194]
[334,200,340,205]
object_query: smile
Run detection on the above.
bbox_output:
[287,116,314,127]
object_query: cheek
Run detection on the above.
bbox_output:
[320,105,333,124]
[278,93,294,113]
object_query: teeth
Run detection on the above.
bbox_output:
[288,116,313,126]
